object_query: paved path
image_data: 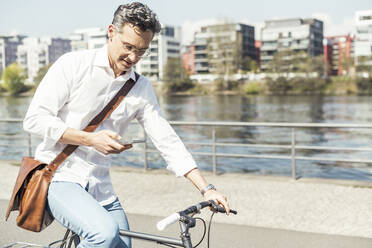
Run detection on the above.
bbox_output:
[2,199,372,248]
[1,160,372,247]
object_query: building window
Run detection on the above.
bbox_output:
[167,49,179,54]
[161,27,175,37]
[167,41,180,46]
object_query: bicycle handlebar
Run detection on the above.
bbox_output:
[156,201,237,231]
[157,212,181,231]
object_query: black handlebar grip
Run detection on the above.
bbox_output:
[211,203,238,215]
[230,209,238,215]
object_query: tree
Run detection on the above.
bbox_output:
[1,63,28,95]
[339,55,354,76]
[206,24,236,75]
[266,49,296,77]
[249,60,259,73]
[163,57,194,93]
[356,56,372,76]
[34,63,52,87]
[206,23,243,90]
[241,57,259,73]
[297,55,326,78]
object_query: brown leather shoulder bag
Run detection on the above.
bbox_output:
[5,72,139,232]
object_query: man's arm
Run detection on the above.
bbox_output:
[184,168,230,214]
[135,79,231,213]
[59,128,132,155]
[23,54,71,145]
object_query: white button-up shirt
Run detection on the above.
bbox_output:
[23,45,197,206]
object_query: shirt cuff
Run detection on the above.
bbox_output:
[43,120,68,147]
[167,157,198,177]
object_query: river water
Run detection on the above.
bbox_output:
[1,94,372,181]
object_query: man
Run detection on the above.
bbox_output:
[23,2,230,248]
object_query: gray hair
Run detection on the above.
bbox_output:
[112,2,161,34]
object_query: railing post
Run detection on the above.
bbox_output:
[291,128,296,179]
[212,127,217,174]
[144,132,148,171]
[28,133,32,156]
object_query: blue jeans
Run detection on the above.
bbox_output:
[47,181,131,248]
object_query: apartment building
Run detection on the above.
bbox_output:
[135,25,181,80]
[260,18,323,71]
[190,23,256,75]
[354,10,372,67]
[70,28,108,51]
[323,35,354,76]
[17,37,71,81]
[0,34,26,77]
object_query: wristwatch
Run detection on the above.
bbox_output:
[200,184,216,195]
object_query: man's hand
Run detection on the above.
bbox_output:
[60,128,132,154]
[184,168,231,215]
[203,189,230,215]
[85,130,132,155]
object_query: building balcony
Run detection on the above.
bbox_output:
[194,57,208,63]
[260,55,274,60]
[194,49,207,55]
[142,68,159,73]
[290,44,309,50]
[261,43,278,49]
[194,65,209,71]
[260,64,269,69]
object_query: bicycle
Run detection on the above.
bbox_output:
[3,200,237,248]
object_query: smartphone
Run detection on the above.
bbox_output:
[118,139,146,145]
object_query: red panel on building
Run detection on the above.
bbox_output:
[182,44,195,75]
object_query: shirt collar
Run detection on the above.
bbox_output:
[94,44,136,81]
[94,45,110,68]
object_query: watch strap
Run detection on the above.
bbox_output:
[200,184,216,195]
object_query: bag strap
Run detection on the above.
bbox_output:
[47,72,140,171]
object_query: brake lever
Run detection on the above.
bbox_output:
[179,214,196,228]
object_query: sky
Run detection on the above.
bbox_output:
[1,0,371,44]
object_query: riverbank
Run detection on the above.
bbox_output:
[4,76,372,97]
[154,76,372,96]
[1,160,372,239]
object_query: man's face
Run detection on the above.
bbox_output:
[108,23,153,75]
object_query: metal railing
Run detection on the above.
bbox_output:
[1,118,372,179]
[168,121,372,178]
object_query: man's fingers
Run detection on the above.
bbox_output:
[217,196,230,214]
[204,191,231,215]
[105,130,121,140]
[120,144,133,151]
[109,140,123,150]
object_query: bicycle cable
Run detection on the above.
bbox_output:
[192,217,206,248]
[207,211,216,248]
[158,217,207,248]
[158,242,177,248]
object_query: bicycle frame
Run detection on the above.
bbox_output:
[59,220,192,248]
[119,219,193,248]
[119,229,184,246]
[120,212,195,247]
[55,200,237,248]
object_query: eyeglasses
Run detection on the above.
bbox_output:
[120,41,150,58]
